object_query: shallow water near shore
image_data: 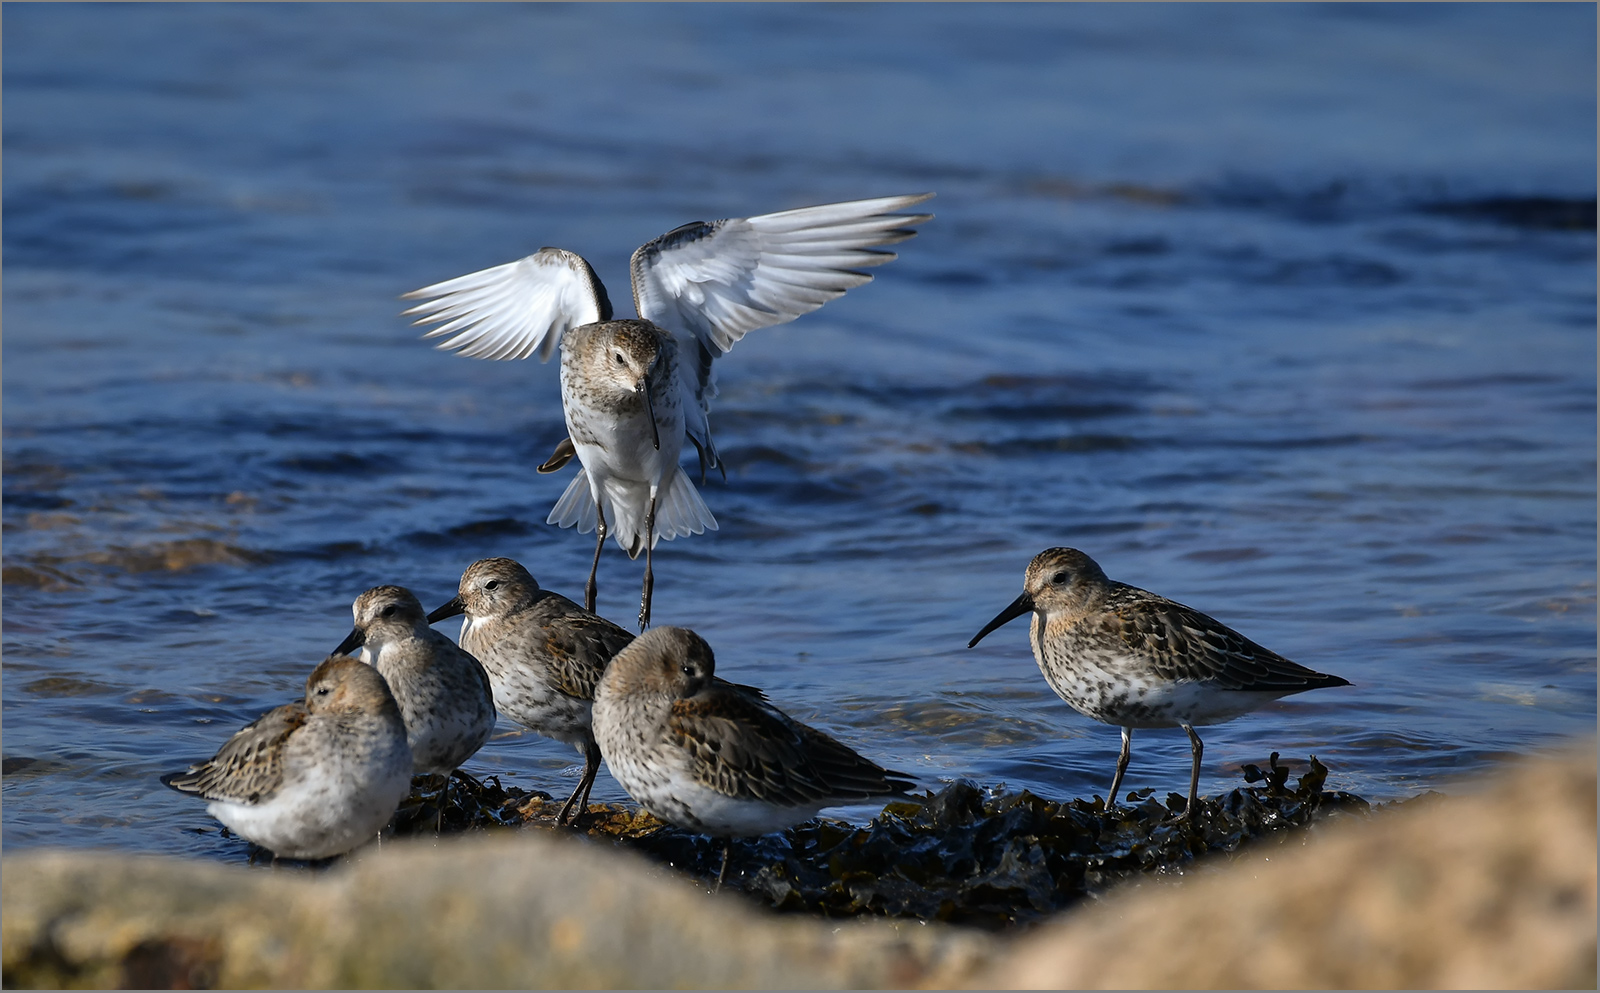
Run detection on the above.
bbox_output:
[3,4,1595,865]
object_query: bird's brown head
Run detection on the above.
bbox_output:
[430,557,540,623]
[335,585,428,656]
[590,320,664,394]
[1021,547,1110,611]
[304,654,401,717]
[605,625,716,699]
[583,320,668,448]
[969,547,1110,648]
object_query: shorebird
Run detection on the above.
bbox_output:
[427,557,634,824]
[161,655,413,861]
[334,586,497,823]
[401,194,934,630]
[968,547,1349,819]
[591,625,914,887]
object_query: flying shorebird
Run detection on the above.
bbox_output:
[401,194,934,630]
[968,547,1350,820]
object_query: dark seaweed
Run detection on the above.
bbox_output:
[370,752,1372,929]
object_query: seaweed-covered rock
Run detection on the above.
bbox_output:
[378,753,1371,928]
[984,739,1598,989]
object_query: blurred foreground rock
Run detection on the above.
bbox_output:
[1,834,996,989]
[3,739,1593,989]
[984,738,1597,989]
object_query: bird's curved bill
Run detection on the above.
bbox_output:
[968,592,1034,648]
[643,377,660,451]
[333,628,365,657]
[427,596,466,624]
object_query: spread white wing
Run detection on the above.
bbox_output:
[629,193,934,469]
[401,248,614,362]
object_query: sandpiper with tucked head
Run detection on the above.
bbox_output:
[968,547,1350,819]
[592,625,914,885]
[402,194,934,629]
[334,586,496,787]
[427,557,634,824]
[161,655,413,861]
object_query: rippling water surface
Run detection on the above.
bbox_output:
[5,4,1595,861]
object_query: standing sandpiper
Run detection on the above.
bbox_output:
[161,655,413,861]
[401,194,933,629]
[968,547,1349,819]
[427,557,635,824]
[592,626,914,886]
[334,586,497,792]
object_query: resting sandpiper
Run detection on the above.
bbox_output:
[334,585,496,781]
[161,655,413,860]
[591,625,913,885]
[428,557,634,824]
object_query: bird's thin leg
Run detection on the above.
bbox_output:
[714,842,731,893]
[1182,723,1203,821]
[638,491,657,631]
[1106,726,1133,809]
[557,737,602,826]
[586,501,608,613]
[691,437,709,485]
[577,736,601,813]
[436,774,448,834]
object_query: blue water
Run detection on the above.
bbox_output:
[4,3,1594,863]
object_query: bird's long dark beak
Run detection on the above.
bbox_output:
[968,592,1034,648]
[333,627,365,656]
[427,596,465,624]
[642,376,660,451]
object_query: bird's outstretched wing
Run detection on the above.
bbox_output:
[401,247,614,362]
[629,193,934,468]
[160,701,308,805]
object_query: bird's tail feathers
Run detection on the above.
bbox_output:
[547,469,598,533]
[547,465,717,558]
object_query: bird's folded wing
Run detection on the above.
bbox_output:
[540,609,636,700]
[401,247,613,362]
[1112,601,1340,691]
[629,193,934,461]
[667,687,839,806]
[161,702,308,804]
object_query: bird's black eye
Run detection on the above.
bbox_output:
[680,663,696,678]
[614,352,626,365]
[1051,571,1069,585]
[316,686,331,696]
[381,605,397,618]
[485,580,500,591]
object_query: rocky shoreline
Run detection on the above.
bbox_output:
[394,751,1374,928]
[4,740,1594,988]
